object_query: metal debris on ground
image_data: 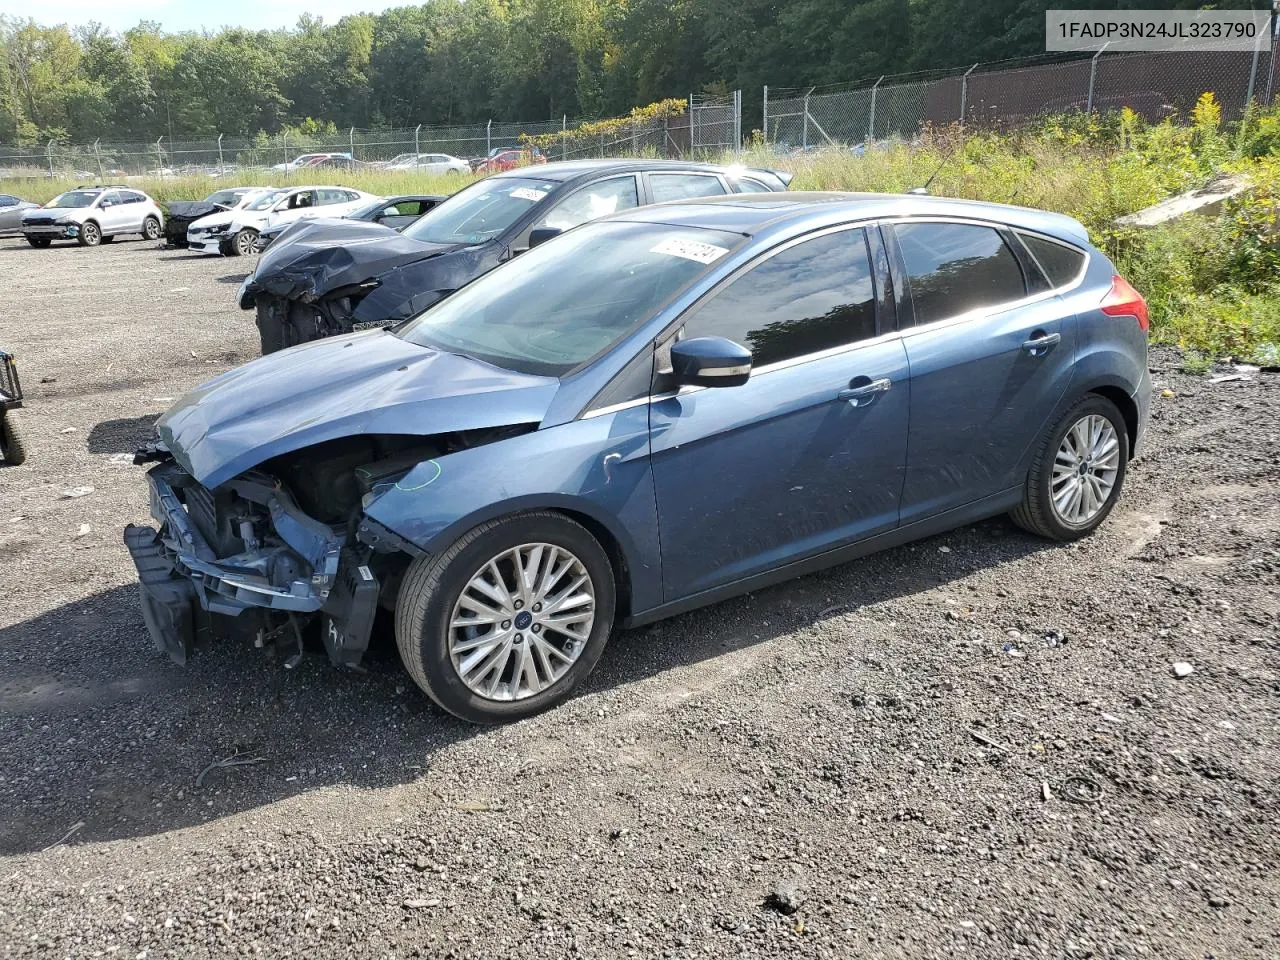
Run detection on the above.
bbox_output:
[1060,775,1103,804]
[968,730,1012,753]
[40,821,86,852]
[1209,374,1252,384]
[196,748,267,788]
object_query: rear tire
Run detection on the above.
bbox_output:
[0,412,27,466]
[394,512,616,723]
[1011,394,1129,541]
[25,237,51,249]
[230,228,257,257]
[77,221,101,247]
[142,215,162,241]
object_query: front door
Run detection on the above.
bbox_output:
[889,220,1078,522]
[649,226,910,600]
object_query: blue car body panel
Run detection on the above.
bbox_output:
[158,330,558,490]
[650,337,910,597]
[898,295,1078,523]
[139,191,1150,653]
[364,405,666,614]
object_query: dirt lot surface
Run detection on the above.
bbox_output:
[1,237,1278,959]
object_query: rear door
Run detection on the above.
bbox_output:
[649,225,909,599]
[120,191,148,231]
[888,219,1078,522]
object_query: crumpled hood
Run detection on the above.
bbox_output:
[166,200,227,222]
[240,220,461,305]
[158,331,558,489]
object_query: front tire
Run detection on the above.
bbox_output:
[142,215,162,241]
[77,221,101,247]
[255,298,292,355]
[0,412,27,466]
[230,228,257,257]
[395,512,616,723]
[1011,394,1129,541]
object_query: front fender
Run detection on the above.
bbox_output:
[363,406,662,616]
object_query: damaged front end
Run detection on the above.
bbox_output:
[124,450,370,669]
[124,425,536,670]
[238,221,495,354]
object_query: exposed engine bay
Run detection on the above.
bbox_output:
[125,424,535,669]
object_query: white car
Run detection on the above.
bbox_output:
[186,185,379,256]
[20,186,165,248]
[383,153,470,175]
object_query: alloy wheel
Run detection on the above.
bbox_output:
[1051,414,1120,526]
[144,217,161,240]
[448,543,596,701]
[236,231,257,257]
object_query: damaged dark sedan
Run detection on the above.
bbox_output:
[164,187,276,247]
[126,193,1150,724]
[238,159,791,355]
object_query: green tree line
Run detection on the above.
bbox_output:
[0,0,1266,145]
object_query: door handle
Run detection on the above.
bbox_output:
[838,377,892,407]
[1022,332,1062,355]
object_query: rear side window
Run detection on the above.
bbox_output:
[650,174,727,203]
[681,228,877,368]
[894,222,1026,326]
[733,178,772,194]
[1019,232,1087,289]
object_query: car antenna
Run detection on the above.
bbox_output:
[908,139,962,196]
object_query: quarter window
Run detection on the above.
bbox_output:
[1018,232,1087,289]
[681,229,878,368]
[732,178,772,194]
[650,174,727,203]
[894,222,1026,326]
[538,177,639,231]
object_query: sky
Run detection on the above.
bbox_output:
[0,0,402,32]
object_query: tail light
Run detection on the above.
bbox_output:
[1100,275,1149,333]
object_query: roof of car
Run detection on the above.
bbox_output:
[611,191,1091,246]
[492,158,765,183]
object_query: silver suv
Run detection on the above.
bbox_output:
[20,186,165,248]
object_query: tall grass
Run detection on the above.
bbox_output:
[11,168,481,205]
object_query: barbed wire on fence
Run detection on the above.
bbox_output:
[764,44,1279,151]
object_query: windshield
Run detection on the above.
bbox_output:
[206,189,248,207]
[402,176,552,245]
[246,190,288,211]
[397,221,741,377]
[46,191,99,209]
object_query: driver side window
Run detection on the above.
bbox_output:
[678,228,879,369]
[537,177,639,232]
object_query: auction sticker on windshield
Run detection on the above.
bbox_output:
[509,187,549,202]
[650,238,729,264]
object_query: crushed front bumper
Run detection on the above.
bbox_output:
[123,461,349,662]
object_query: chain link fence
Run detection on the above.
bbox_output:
[0,95,743,182]
[764,43,1280,150]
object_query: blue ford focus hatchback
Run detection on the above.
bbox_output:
[126,192,1151,722]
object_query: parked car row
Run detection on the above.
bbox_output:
[116,156,1151,727]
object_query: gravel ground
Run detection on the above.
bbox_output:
[1,237,1278,960]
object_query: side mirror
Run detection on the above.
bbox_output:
[670,337,752,388]
[100,199,113,208]
[528,226,562,249]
